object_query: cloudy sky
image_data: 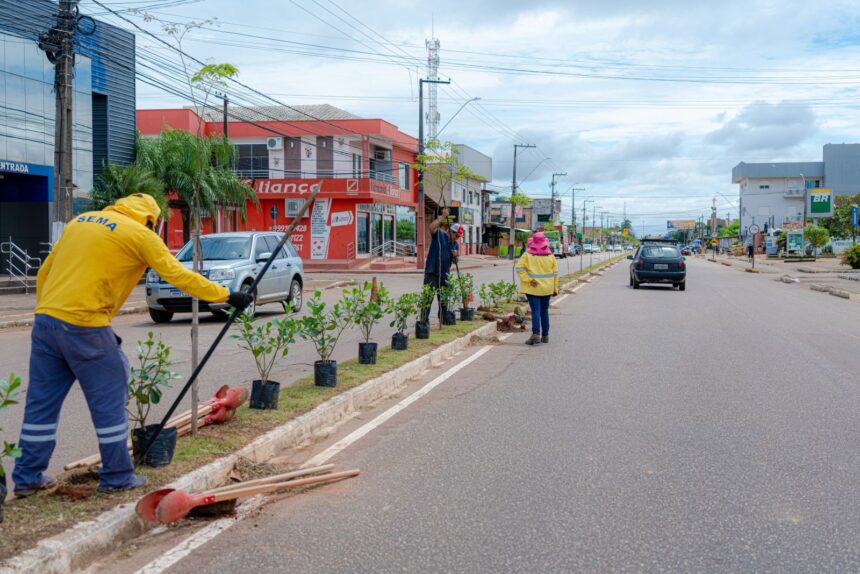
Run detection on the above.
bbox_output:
[82,0,860,234]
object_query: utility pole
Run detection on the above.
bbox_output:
[43,0,79,241]
[581,198,592,272]
[509,143,535,259]
[416,76,450,270]
[550,172,566,224]
[571,186,584,247]
[222,93,229,137]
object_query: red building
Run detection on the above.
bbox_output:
[137,105,419,269]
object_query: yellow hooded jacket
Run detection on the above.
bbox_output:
[516,252,559,297]
[35,194,230,327]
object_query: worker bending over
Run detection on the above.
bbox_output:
[13,194,252,495]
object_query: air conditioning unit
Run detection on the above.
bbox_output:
[267,137,283,150]
[374,149,391,161]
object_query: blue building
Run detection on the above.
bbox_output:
[0,0,135,271]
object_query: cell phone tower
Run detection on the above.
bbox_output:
[426,35,441,140]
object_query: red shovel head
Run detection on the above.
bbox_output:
[155,489,216,525]
[217,387,248,411]
[135,488,176,524]
[213,385,229,400]
[203,405,231,425]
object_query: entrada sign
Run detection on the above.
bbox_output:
[0,161,30,174]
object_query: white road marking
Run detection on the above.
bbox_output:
[132,339,505,574]
[302,343,498,469]
[133,497,265,574]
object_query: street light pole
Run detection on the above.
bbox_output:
[550,172,566,223]
[509,143,536,260]
[416,77,451,270]
[436,97,480,137]
[581,198,593,272]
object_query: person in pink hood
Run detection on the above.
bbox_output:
[515,232,559,345]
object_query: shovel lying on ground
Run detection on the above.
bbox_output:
[154,469,360,525]
[135,464,335,524]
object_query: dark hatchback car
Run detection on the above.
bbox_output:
[628,242,687,290]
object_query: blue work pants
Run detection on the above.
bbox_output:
[526,294,551,337]
[13,315,134,490]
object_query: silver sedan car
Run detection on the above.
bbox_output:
[145,232,304,323]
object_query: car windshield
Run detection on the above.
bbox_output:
[641,246,681,258]
[176,237,252,262]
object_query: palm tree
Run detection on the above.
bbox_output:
[92,162,167,214]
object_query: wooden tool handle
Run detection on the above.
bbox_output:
[213,469,360,502]
[207,464,335,495]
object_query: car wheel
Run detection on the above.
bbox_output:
[679,282,686,291]
[629,274,634,287]
[148,307,173,324]
[286,278,302,313]
[632,278,640,289]
[241,284,257,318]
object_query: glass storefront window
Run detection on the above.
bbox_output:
[357,212,369,254]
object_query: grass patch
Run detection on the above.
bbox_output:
[0,318,489,562]
[558,254,626,285]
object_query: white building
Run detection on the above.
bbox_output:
[732,144,860,236]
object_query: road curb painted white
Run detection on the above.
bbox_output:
[0,321,497,574]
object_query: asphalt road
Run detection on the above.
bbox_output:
[0,253,610,477]
[120,257,860,573]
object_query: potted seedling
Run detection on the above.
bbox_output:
[298,290,353,387]
[389,292,417,350]
[344,279,391,365]
[455,273,476,321]
[128,333,183,467]
[232,313,298,409]
[415,284,436,339]
[0,373,22,522]
[478,282,495,311]
[439,284,458,326]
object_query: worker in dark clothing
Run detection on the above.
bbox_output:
[421,208,460,323]
[12,194,253,496]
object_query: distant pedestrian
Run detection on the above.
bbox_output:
[516,232,559,345]
[421,208,460,322]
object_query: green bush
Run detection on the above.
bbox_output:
[0,373,22,477]
[342,281,391,344]
[232,314,298,384]
[841,244,860,269]
[389,292,418,334]
[297,290,353,363]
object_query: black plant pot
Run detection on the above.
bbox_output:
[441,310,457,325]
[250,379,281,409]
[459,307,476,321]
[132,424,177,468]
[358,342,378,365]
[0,468,6,523]
[392,332,409,350]
[415,321,430,339]
[314,360,338,387]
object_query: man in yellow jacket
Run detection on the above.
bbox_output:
[13,194,253,495]
[516,232,559,345]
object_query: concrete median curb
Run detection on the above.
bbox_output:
[0,304,148,331]
[1,321,497,574]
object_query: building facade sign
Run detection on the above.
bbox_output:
[0,161,30,174]
[808,188,834,217]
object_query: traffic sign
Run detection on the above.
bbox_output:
[622,228,629,237]
[710,238,718,246]
[748,224,760,234]
[852,204,859,227]
[269,205,278,220]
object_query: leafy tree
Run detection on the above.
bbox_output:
[92,160,167,214]
[396,219,416,241]
[414,139,485,208]
[804,225,830,256]
[718,220,740,238]
[820,193,860,239]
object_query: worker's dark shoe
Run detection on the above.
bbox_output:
[98,474,147,494]
[541,336,549,344]
[14,475,57,498]
[525,334,541,345]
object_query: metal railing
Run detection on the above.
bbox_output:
[346,241,356,264]
[1,238,42,294]
[369,240,413,258]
